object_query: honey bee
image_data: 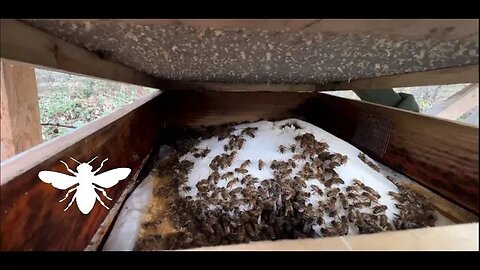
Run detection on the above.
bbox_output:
[178,160,194,175]
[354,201,371,208]
[347,209,356,222]
[208,171,220,184]
[323,179,334,188]
[216,126,235,141]
[241,127,258,138]
[284,200,294,216]
[201,148,211,157]
[221,188,231,201]
[324,205,337,218]
[338,193,349,209]
[278,145,287,154]
[287,158,296,169]
[326,188,340,197]
[210,187,221,198]
[386,175,398,184]
[194,148,211,158]
[260,179,271,188]
[264,226,276,240]
[235,168,249,174]
[320,226,337,237]
[292,154,306,160]
[221,171,234,180]
[310,184,323,196]
[331,177,344,185]
[325,168,339,178]
[361,191,379,202]
[372,205,388,214]
[358,152,367,162]
[258,159,265,170]
[270,160,279,170]
[366,161,380,172]
[181,185,192,194]
[352,179,365,188]
[346,185,361,193]
[377,214,389,226]
[230,187,242,195]
[240,160,251,169]
[388,191,406,203]
[274,168,292,179]
[241,174,252,184]
[363,185,377,194]
[226,178,239,188]
[292,176,306,188]
[289,144,296,153]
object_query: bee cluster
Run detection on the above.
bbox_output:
[135,122,437,250]
[358,152,381,172]
[387,177,437,229]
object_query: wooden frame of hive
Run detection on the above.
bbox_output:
[0,19,478,251]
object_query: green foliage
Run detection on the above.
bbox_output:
[37,69,156,141]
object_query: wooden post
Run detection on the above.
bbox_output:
[1,60,42,161]
[464,107,479,126]
[425,83,479,120]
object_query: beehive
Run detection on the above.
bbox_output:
[0,19,478,251]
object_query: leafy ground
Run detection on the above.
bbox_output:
[36,68,157,141]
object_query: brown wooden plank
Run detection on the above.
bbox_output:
[0,20,161,89]
[158,65,479,92]
[321,65,479,90]
[195,223,479,250]
[157,91,317,128]
[1,60,42,161]
[65,19,479,42]
[0,92,163,251]
[161,81,318,92]
[0,62,16,160]
[158,91,478,213]
[426,83,479,119]
[85,153,151,251]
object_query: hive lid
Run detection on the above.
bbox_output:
[19,19,479,89]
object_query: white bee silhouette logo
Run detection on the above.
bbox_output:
[38,156,131,214]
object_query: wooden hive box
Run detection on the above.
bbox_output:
[0,19,478,251]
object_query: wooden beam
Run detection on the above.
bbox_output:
[426,83,479,120]
[161,81,317,92]
[159,65,479,92]
[464,107,479,126]
[195,223,479,250]
[65,19,479,42]
[0,60,42,161]
[0,20,161,89]
[0,92,162,250]
[321,65,479,90]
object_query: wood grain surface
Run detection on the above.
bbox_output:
[0,93,164,250]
